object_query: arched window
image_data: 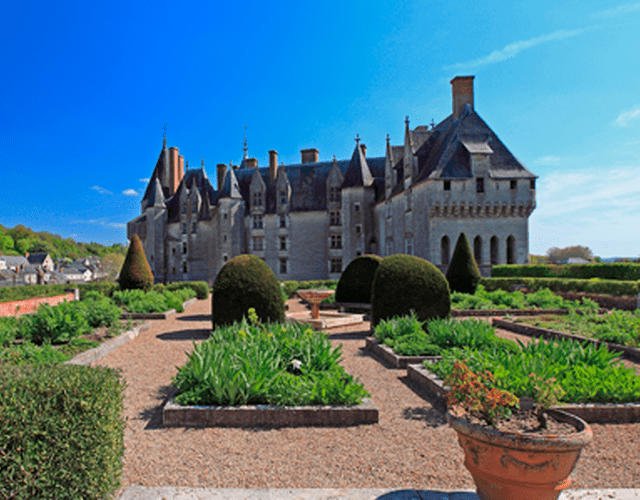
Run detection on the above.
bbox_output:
[474,236,482,264]
[507,236,516,264]
[441,236,450,266]
[490,236,499,265]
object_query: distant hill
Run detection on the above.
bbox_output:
[0,224,126,260]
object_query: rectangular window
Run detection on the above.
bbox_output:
[444,180,451,191]
[252,215,263,229]
[252,236,264,251]
[183,204,187,214]
[182,262,187,273]
[192,201,197,212]
[192,223,197,233]
[182,223,187,234]
[510,180,517,190]
[330,234,342,249]
[354,202,360,212]
[476,177,485,193]
[279,258,287,274]
[530,179,536,190]
[330,210,341,226]
[330,258,342,273]
[182,242,187,254]
[279,215,287,228]
[252,191,263,207]
[329,186,341,202]
[279,236,287,251]
[355,224,361,234]
[280,191,287,204]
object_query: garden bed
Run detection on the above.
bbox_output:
[493,318,640,363]
[365,337,441,369]
[450,308,606,317]
[407,363,640,424]
[163,396,378,427]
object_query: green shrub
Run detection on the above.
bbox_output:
[162,281,209,300]
[19,301,91,344]
[282,281,299,299]
[492,263,640,281]
[212,254,285,328]
[0,284,71,304]
[445,233,481,294]
[77,282,119,300]
[112,288,195,313]
[371,254,451,327]
[81,297,122,328]
[335,255,382,304]
[0,364,126,499]
[118,234,154,291]
[481,277,639,296]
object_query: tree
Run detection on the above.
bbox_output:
[445,233,482,294]
[0,234,14,253]
[546,246,594,264]
[118,235,154,291]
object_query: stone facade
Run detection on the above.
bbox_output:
[128,76,536,284]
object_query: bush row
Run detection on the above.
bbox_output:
[480,277,640,296]
[492,263,640,281]
[281,280,339,299]
[0,364,125,499]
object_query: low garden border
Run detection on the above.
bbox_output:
[119,297,198,320]
[407,363,640,424]
[162,396,379,427]
[365,338,441,369]
[0,291,76,317]
[450,308,606,317]
[493,318,640,363]
[64,322,150,366]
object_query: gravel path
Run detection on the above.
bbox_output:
[94,299,640,495]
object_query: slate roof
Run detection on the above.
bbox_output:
[141,140,172,208]
[0,256,29,269]
[167,168,217,223]
[342,143,374,188]
[415,105,536,182]
[26,253,49,266]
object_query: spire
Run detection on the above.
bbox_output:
[201,158,205,169]
[186,160,189,170]
[341,137,373,188]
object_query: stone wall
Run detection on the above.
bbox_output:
[0,293,76,317]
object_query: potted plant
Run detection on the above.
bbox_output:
[444,361,593,500]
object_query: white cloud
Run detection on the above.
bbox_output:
[72,218,126,229]
[591,2,640,18]
[106,222,126,228]
[91,186,112,195]
[122,189,139,196]
[444,28,587,71]
[531,155,562,166]
[139,178,150,183]
[614,105,640,127]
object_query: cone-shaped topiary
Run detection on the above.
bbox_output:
[118,234,154,291]
[371,254,450,327]
[335,254,382,304]
[212,254,285,328]
[446,233,482,294]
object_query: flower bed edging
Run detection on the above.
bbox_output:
[492,318,640,363]
[64,322,149,366]
[407,364,640,424]
[162,396,379,427]
[365,337,441,369]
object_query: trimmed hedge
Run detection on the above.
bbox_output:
[481,277,640,296]
[445,233,481,294]
[161,281,209,300]
[212,254,286,328]
[371,254,451,327]
[0,364,126,499]
[492,263,640,281]
[118,234,154,292]
[0,284,71,304]
[335,255,382,303]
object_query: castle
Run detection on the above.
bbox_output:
[128,76,537,284]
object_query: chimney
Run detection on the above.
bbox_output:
[216,163,227,192]
[300,148,319,164]
[178,155,185,184]
[360,144,367,158]
[451,75,475,120]
[269,150,278,184]
[246,158,258,168]
[169,147,180,195]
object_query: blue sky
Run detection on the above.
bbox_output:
[2,0,639,258]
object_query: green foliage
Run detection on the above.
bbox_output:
[81,296,123,328]
[282,281,299,299]
[77,281,119,300]
[173,314,369,406]
[18,301,91,344]
[118,234,154,292]
[0,364,125,499]
[335,255,382,304]
[371,254,451,327]
[298,280,338,289]
[162,281,210,299]
[212,254,285,328]
[445,233,481,294]
[481,277,640,296]
[517,310,640,347]
[430,337,640,404]
[492,263,640,281]
[451,285,599,311]
[112,288,195,314]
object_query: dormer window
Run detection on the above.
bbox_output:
[182,204,187,214]
[252,215,263,229]
[252,191,263,207]
[279,215,287,228]
[510,180,517,190]
[330,210,341,226]
[530,179,536,190]
[476,177,485,193]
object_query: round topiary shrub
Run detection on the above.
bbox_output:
[371,254,451,327]
[335,255,382,304]
[212,254,285,328]
[446,232,482,294]
[118,234,154,292]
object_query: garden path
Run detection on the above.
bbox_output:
[94,299,640,496]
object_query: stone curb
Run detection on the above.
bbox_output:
[64,322,149,366]
[162,396,379,428]
[407,364,640,424]
[493,318,640,363]
[365,337,441,369]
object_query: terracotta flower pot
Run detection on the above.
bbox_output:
[446,408,593,500]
